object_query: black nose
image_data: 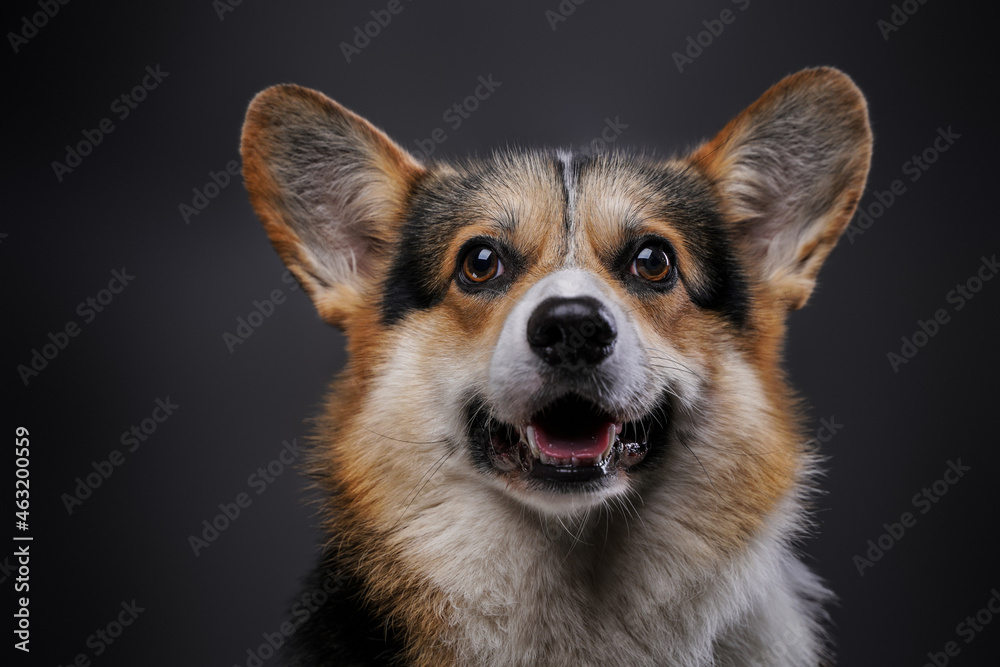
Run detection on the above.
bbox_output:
[527,296,617,367]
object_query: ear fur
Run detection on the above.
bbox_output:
[689,67,873,310]
[240,85,424,326]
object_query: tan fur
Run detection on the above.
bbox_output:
[241,67,872,666]
[242,84,425,327]
[690,68,872,311]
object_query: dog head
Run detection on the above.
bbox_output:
[241,68,871,525]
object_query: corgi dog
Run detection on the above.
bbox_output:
[240,67,872,666]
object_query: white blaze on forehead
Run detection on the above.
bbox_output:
[486,268,647,423]
[556,149,579,262]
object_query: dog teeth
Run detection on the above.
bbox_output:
[602,424,618,462]
[525,425,541,459]
[521,423,622,467]
[526,427,561,466]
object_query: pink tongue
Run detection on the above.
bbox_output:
[532,421,615,458]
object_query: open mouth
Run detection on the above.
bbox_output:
[470,394,665,484]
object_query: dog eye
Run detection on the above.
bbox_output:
[631,245,671,281]
[461,245,504,283]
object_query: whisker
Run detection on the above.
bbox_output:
[390,448,457,532]
[360,425,449,446]
[646,354,704,381]
[683,442,725,503]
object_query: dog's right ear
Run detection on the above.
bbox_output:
[687,68,872,311]
[241,85,424,327]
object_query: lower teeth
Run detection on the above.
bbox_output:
[490,425,651,471]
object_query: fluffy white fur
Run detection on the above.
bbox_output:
[354,314,828,665]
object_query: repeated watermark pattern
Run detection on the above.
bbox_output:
[16,268,136,386]
[235,572,351,666]
[50,65,170,182]
[586,116,628,152]
[804,416,845,447]
[8,4,995,664]
[54,600,145,666]
[187,438,305,556]
[6,0,71,54]
[214,0,244,21]
[60,397,180,515]
[887,254,997,373]
[920,588,999,666]
[672,0,751,74]
[222,271,300,353]
[545,0,588,31]
[339,0,414,63]
[0,554,16,585]
[853,459,970,576]
[878,0,931,41]
[178,159,241,224]
[847,126,961,244]
[410,74,502,161]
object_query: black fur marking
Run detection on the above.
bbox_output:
[281,556,404,667]
[380,153,560,326]
[380,170,467,326]
[380,151,750,329]
[466,394,498,476]
[578,155,751,329]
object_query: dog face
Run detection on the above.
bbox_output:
[410,152,756,516]
[241,69,871,532]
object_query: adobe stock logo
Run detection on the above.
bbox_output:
[56,599,145,666]
[213,0,244,21]
[50,65,170,182]
[16,267,135,386]
[409,75,502,161]
[672,0,751,74]
[339,0,415,63]
[921,588,1000,667]
[178,159,241,224]
[586,116,628,153]
[61,397,180,515]
[852,459,970,576]
[7,0,71,54]
[221,271,300,353]
[235,572,347,667]
[877,0,930,41]
[804,416,845,447]
[886,254,997,373]
[187,438,305,557]
[847,126,961,244]
[545,0,588,31]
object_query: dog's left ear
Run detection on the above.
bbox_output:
[689,67,872,310]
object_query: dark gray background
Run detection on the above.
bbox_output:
[4,1,998,665]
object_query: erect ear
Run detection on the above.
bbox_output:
[241,84,424,327]
[689,67,872,310]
